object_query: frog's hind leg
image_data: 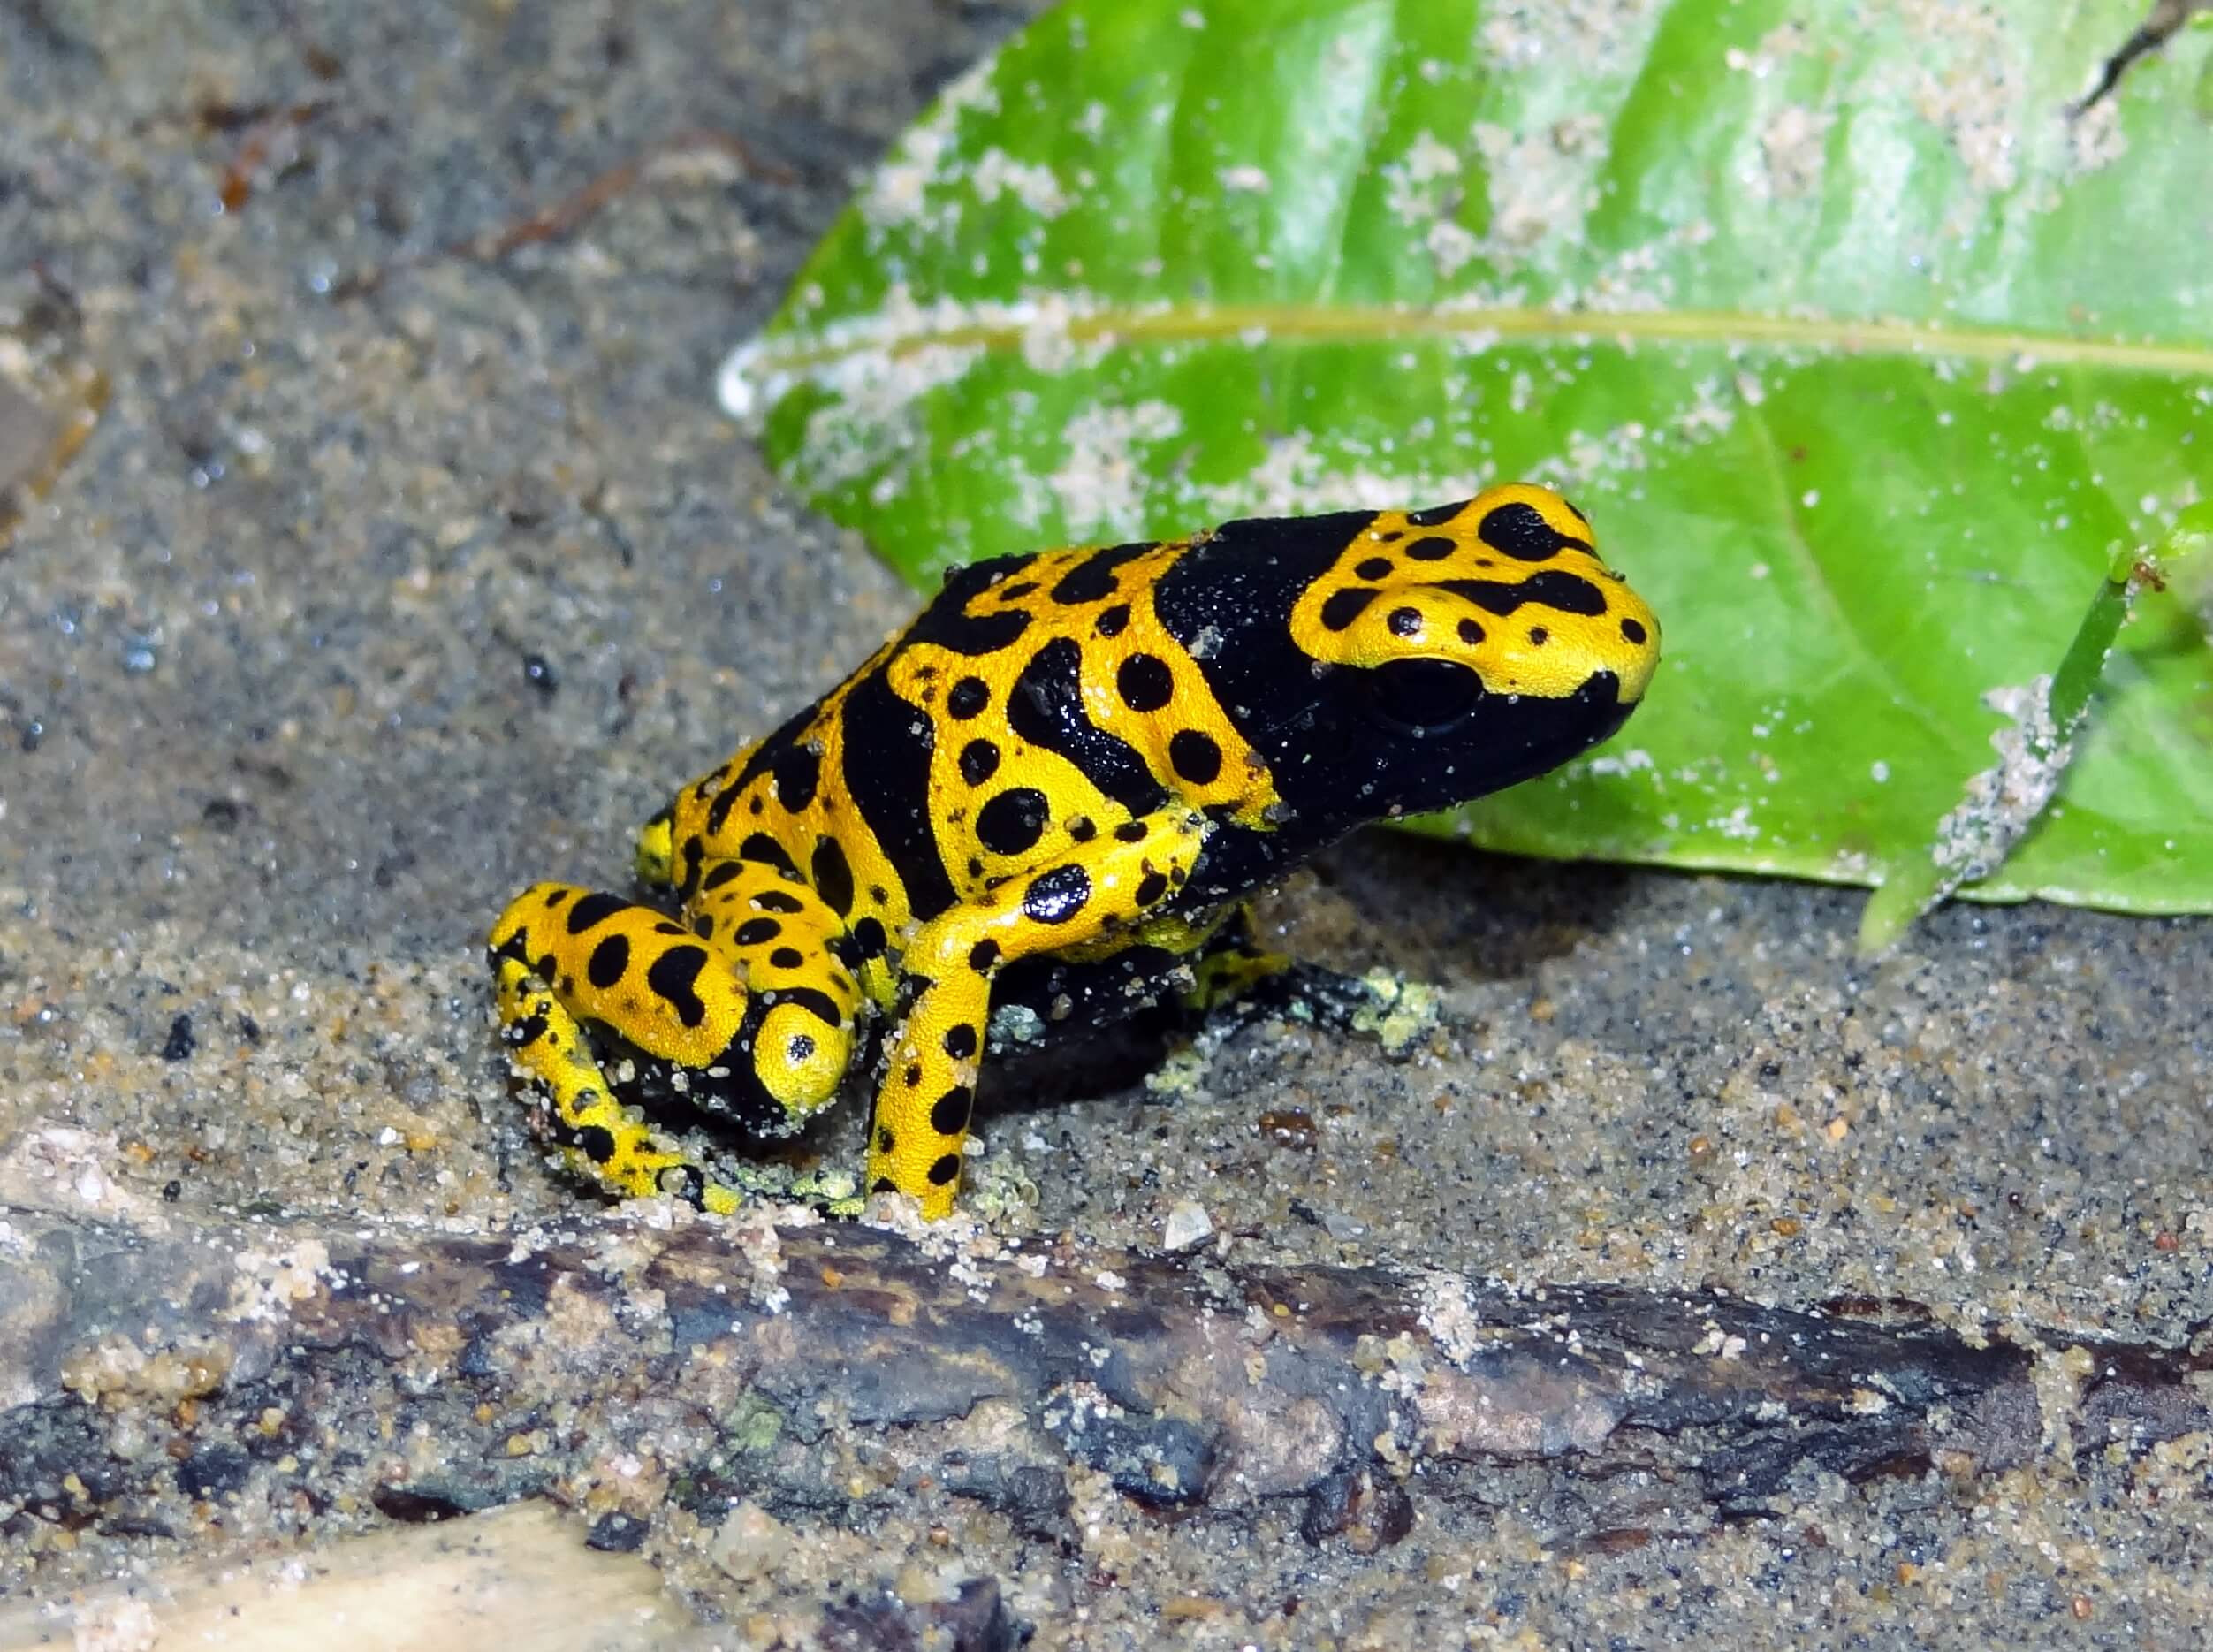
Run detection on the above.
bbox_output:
[1180,902,1292,1014]
[1184,905,1422,1053]
[488,881,762,1214]
[687,856,871,1117]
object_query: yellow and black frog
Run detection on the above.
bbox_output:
[488,483,1660,1218]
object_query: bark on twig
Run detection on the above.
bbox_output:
[2,1197,2206,1556]
[2076,0,2213,112]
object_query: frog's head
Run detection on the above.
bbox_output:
[1180,484,1660,833]
[1305,481,1653,689]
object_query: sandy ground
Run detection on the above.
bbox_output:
[3,2,2209,1646]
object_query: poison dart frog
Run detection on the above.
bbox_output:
[489,484,1660,1219]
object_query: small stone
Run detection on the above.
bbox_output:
[160,1014,195,1062]
[585,1511,648,1552]
[710,1499,792,1586]
[1162,1199,1213,1252]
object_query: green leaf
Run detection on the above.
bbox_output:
[1856,514,2205,953]
[723,0,2213,917]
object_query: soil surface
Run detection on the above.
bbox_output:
[2,3,2207,1647]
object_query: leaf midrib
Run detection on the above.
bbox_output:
[746,301,2213,378]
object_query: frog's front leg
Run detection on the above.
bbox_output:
[869,808,1213,1216]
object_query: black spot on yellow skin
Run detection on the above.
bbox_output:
[977,788,1049,856]
[490,484,1654,1223]
[930,1087,972,1135]
[772,743,821,811]
[1431,570,1607,617]
[1478,500,1591,560]
[646,946,711,1028]
[811,835,855,916]
[960,739,1000,784]
[587,935,629,989]
[740,834,799,878]
[1049,539,1152,605]
[1320,588,1377,630]
[843,667,955,918]
[1023,864,1091,925]
[1169,730,1222,786]
[1117,654,1173,712]
[1007,637,1166,817]
[566,892,627,933]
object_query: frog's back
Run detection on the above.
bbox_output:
[659,530,1295,979]
[658,491,1660,980]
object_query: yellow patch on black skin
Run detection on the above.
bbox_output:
[1290,483,1660,702]
[487,483,1660,1219]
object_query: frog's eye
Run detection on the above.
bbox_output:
[1358,658,1484,737]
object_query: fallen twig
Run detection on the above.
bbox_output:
[3,1195,2203,1559]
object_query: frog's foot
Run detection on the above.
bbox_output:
[1194,959,1439,1061]
[487,881,801,1215]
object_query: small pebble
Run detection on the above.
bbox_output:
[586,1511,648,1553]
[1163,1199,1213,1252]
